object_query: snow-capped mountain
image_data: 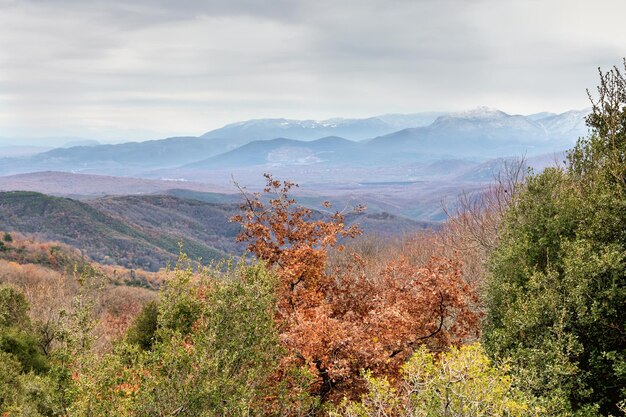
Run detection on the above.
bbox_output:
[200,113,444,144]
[533,109,590,139]
[366,107,590,158]
[0,108,590,177]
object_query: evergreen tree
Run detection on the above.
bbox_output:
[483,60,626,416]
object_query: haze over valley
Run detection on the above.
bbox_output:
[0,108,585,244]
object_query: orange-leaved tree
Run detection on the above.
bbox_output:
[232,174,480,403]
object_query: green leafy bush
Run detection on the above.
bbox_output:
[331,343,540,417]
[0,287,59,416]
[483,61,626,416]
[0,285,48,373]
[125,300,159,350]
[69,257,314,416]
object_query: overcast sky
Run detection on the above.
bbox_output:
[1,0,625,142]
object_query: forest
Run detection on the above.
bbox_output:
[1,61,625,416]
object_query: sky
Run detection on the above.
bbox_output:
[1,0,625,143]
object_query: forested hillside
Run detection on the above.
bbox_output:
[0,192,430,271]
[0,192,236,270]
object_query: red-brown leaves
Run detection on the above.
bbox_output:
[232,174,480,403]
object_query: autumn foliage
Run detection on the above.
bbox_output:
[233,174,480,402]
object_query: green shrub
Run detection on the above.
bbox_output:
[69,257,313,416]
[331,343,541,417]
[0,285,48,373]
[125,300,159,350]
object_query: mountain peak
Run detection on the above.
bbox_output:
[451,106,508,119]
[428,107,510,128]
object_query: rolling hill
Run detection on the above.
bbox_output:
[0,191,239,271]
[0,190,433,270]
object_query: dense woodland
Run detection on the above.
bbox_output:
[1,62,626,416]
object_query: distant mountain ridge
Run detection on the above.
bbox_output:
[0,136,234,176]
[366,108,589,159]
[0,108,589,177]
[200,112,445,144]
[175,108,589,171]
[182,136,365,170]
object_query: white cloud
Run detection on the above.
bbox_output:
[0,0,624,141]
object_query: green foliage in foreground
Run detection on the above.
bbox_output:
[0,284,48,374]
[484,62,626,416]
[0,256,318,417]
[125,299,159,351]
[69,258,315,417]
[331,343,541,417]
[0,285,58,416]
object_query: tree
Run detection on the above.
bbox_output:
[0,286,61,416]
[125,300,159,351]
[483,60,626,416]
[0,284,48,373]
[233,174,480,402]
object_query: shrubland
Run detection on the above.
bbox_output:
[1,60,625,416]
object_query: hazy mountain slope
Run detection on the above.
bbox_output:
[366,108,588,159]
[183,136,366,169]
[0,191,236,270]
[455,151,567,182]
[525,112,557,121]
[0,136,97,148]
[533,109,589,138]
[0,146,51,157]
[0,136,232,176]
[375,112,447,129]
[199,112,449,144]
[0,171,231,198]
[201,117,392,143]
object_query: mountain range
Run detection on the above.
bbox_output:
[200,112,446,143]
[366,108,587,159]
[0,108,588,179]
